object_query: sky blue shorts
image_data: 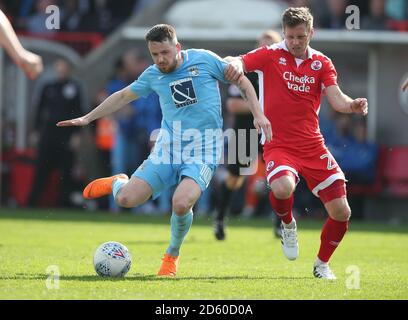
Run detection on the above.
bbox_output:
[132,157,217,200]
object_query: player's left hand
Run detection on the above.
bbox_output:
[350,98,368,116]
[254,114,272,142]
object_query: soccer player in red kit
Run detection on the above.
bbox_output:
[225,7,368,279]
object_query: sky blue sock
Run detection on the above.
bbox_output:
[166,211,193,257]
[112,178,128,200]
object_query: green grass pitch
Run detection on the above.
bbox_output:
[0,209,407,300]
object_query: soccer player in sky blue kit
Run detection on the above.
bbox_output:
[57,24,272,277]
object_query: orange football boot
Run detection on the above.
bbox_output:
[83,174,129,199]
[157,253,179,277]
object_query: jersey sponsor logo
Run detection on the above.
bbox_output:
[266,161,275,172]
[283,72,316,93]
[170,77,198,108]
[311,60,323,71]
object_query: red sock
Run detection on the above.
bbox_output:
[318,217,349,263]
[269,192,294,225]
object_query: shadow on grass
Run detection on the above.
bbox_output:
[0,274,312,282]
[1,208,407,234]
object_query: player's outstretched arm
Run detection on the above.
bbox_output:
[57,86,139,127]
[325,85,368,116]
[0,10,43,79]
[402,78,408,92]
[234,75,272,142]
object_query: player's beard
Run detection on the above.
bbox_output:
[158,58,178,74]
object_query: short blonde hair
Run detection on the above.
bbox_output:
[282,7,314,30]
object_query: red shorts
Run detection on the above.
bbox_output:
[263,145,346,199]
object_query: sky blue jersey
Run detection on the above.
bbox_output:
[130,49,229,165]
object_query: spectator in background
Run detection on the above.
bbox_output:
[321,110,378,185]
[0,8,43,79]
[385,0,406,21]
[105,0,137,30]
[132,0,160,14]
[25,0,57,35]
[107,48,162,212]
[28,58,85,207]
[61,0,90,32]
[361,0,391,30]
[316,0,349,29]
[78,0,136,34]
[345,120,378,185]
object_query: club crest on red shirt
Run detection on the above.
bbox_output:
[267,161,275,172]
[311,60,322,71]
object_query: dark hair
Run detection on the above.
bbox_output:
[282,7,313,30]
[145,24,177,43]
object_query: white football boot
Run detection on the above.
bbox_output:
[313,263,337,280]
[280,220,299,260]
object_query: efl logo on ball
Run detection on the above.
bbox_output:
[93,241,132,277]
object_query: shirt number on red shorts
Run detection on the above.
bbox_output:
[320,153,337,170]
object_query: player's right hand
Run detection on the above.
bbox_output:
[19,50,43,80]
[224,60,244,83]
[57,116,89,127]
[254,114,272,142]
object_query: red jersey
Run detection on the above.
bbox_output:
[241,40,338,152]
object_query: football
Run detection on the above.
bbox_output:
[93,241,132,277]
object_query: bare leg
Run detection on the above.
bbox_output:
[114,177,153,208]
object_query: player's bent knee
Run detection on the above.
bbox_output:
[331,204,351,222]
[271,181,295,199]
[272,188,293,200]
[269,172,296,199]
[172,198,192,216]
[115,190,142,208]
[115,193,133,208]
[342,207,352,221]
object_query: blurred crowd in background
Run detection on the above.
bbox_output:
[1,0,157,35]
[1,0,408,34]
[1,0,398,219]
